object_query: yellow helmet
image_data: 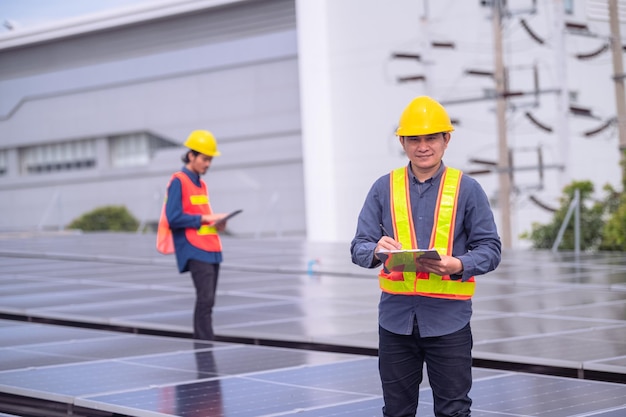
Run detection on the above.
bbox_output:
[184,130,221,156]
[396,96,455,136]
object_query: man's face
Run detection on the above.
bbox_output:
[188,152,213,175]
[399,132,449,174]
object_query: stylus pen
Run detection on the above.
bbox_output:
[379,223,392,237]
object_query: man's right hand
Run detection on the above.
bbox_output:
[201,213,227,226]
[374,236,402,261]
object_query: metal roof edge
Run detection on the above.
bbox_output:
[0,0,248,51]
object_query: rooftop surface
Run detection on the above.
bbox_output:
[0,232,625,416]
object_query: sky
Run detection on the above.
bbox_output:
[0,0,156,31]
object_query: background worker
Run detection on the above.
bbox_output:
[158,130,228,341]
[350,96,501,417]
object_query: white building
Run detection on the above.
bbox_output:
[0,0,624,248]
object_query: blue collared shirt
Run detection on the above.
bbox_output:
[165,167,222,273]
[350,162,501,337]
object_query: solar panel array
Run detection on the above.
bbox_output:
[0,232,625,416]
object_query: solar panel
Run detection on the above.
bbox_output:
[0,233,625,416]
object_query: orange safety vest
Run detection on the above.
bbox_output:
[156,171,222,254]
[378,166,475,299]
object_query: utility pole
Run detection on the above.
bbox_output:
[608,0,626,182]
[553,0,569,185]
[493,0,512,249]
[420,0,433,97]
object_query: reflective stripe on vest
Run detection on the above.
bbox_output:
[379,166,475,299]
[155,171,222,254]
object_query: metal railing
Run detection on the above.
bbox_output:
[551,188,580,257]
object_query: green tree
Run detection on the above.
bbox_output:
[520,181,605,250]
[598,155,626,251]
[599,184,626,251]
[67,205,139,232]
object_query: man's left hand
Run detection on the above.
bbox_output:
[417,255,463,276]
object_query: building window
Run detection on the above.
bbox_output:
[110,132,176,168]
[21,140,96,174]
[0,150,6,176]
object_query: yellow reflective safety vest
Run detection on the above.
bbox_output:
[378,166,475,299]
[156,171,222,254]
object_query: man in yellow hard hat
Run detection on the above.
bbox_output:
[351,96,501,416]
[157,130,229,340]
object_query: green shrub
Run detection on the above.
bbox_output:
[67,205,139,232]
[599,187,626,251]
[521,180,626,251]
[520,181,605,250]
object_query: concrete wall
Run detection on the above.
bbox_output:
[1,0,623,248]
[0,0,305,237]
[297,0,624,248]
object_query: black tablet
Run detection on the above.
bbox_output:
[214,209,243,226]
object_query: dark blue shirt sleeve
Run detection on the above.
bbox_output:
[455,176,502,281]
[165,177,202,231]
[350,176,387,269]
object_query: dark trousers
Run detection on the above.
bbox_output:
[188,259,220,340]
[378,322,473,417]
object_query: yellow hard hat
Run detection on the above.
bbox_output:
[396,96,455,136]
[184,130,221,156]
